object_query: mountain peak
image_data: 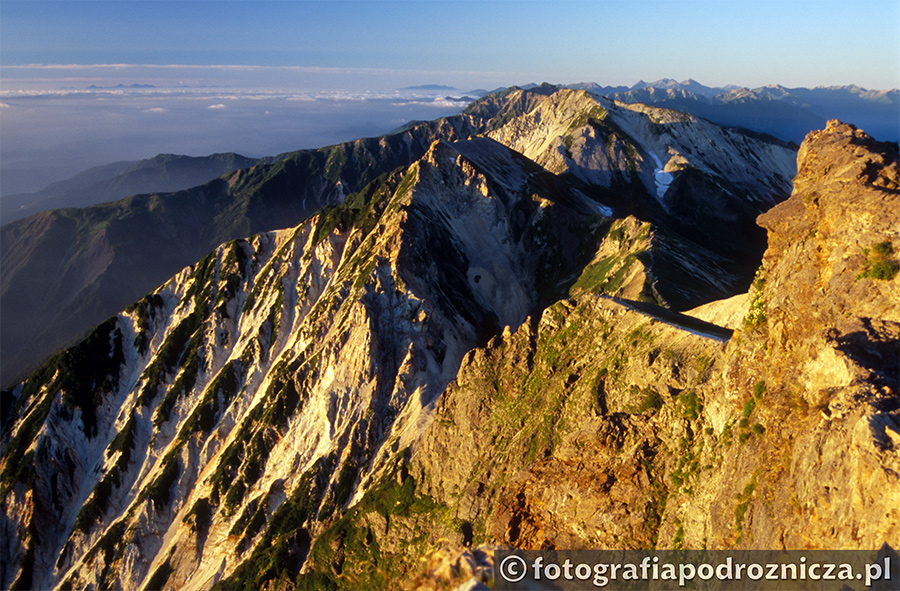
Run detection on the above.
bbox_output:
[794,119,899,194]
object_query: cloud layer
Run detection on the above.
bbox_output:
[0,85,472,196]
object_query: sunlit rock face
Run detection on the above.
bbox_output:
[412,120,900,562]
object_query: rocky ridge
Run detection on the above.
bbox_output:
[1,85,795,389]
[600,80,900,144]
[0,94,861,591]
[292,121,899,589]
[0,133,611,591]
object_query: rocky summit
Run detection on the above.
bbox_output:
[0,82,897,591]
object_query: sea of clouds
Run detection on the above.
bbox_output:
[0,74,477,196]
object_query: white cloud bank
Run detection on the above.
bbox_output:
[0,83,475,194]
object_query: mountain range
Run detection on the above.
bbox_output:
[1,154,260,225]
[0,84,898,591]
[3,78,893,226]
[565,79,899,144]
[0,83,798,389]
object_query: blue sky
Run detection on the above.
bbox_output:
[2,0,898,90]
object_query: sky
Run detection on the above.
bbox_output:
[1,0,898,195]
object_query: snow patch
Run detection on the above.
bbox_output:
[589,199,614,217]
[649,151,674,201]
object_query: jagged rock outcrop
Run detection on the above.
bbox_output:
[737,120,900,548]
[756,120,899,398]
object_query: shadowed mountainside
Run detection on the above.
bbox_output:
[1,153,260,225]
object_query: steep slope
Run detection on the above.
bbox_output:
[0,116,478,388]
[1,85,796,390]
[476,86,795,209]
[479,87,796,296]
[280,121,898,590]
[0,137,610,591]
[1,153,259,225]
